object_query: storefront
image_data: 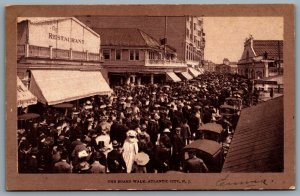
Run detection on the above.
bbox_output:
[17,76,37,108]
[17,17,112,106]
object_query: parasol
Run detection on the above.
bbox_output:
[134,152,150,166]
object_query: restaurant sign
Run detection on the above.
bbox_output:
[48,33,84,44]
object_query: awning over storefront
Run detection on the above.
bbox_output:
[188,68,201,78]
[17,76,37,108]
[166,72,181,82]
[179,72,193,80]
[197,68,205,74]
[29,70,113,105]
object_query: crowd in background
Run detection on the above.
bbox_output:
[18,73,254,173]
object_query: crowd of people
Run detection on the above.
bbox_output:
[18,73,253,174]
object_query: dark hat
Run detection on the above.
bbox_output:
[30,147,39,155]
[97,141,105,149]
[57,135,65,142]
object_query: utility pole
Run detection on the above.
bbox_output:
[164,16,167,61]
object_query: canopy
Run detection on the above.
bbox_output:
[179,72,193,80]
[188,68,201,78]
[183,139,222,156]
[166,72,181,82]
[18,113,40,121]
[17,76,37,108]
[199,123,223,134]
[29,70,113,105]
[197,68,205,74]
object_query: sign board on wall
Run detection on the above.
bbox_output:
[27,18,100,53]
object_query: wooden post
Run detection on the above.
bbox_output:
[49,46,53,59]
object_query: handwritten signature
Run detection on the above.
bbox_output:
[216,174,274,187]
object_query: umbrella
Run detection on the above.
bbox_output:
[52,103,73,108]
[18,113,40,121]
[134,152,150,166]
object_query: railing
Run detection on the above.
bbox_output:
[17,45,25,58]
[145,59,186,67]
[53,48,70,59]
[88,52,100,61]
[29,45,51,58]
[18,44,101,62]
[72,50,85,60]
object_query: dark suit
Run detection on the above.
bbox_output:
[184,157,208,173]
[107,149,126,173]
[53,160,72,173]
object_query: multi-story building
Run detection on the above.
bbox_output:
[17,17,112,107]
[93,28,188,86]
[202,60,216,72]
[215,58,238,74]
[237,36,283,79]
[76,16,205,68]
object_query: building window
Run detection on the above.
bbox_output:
[149,51,156,59]
[194,36,197,43]
[186,29,189,38]
[194,23,196,30]
[115,49,121,60]
[130,50,139,61]
[246,51,249,60]
[103,49,110,60]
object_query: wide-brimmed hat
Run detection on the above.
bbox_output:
[126,130,137,137]
[112,140,119,148]
[78,150,89,158]
[100,104,107,109]
[134,152,150,166]
[163,128,171,133]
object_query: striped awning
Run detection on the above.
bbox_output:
[188,68,201,77]
[17,76,37,108]
[179,72,193,80]
[166,72,181,82]
[196,68,205,74]
[29,70,113,105]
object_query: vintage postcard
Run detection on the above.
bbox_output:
[6,4,295,190]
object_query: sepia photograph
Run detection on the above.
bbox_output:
[6,4,295,190]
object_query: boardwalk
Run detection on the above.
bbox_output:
[222,96,284,172]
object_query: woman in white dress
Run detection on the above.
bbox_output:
[122,130,139,173]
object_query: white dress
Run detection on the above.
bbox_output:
[122,139,139,173]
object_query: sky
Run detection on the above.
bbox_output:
[203,17,283,64]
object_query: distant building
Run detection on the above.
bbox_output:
[202,60,216,72]
[17,17,112,106]
[237,36,283,79]
[77,16,205,68]
[215,58,238,74]
[93,28,189,86]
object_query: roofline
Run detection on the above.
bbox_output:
[253,39,283,42]
[100,45,161,50]
[93,27,177,52]
[21,17,100,38]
